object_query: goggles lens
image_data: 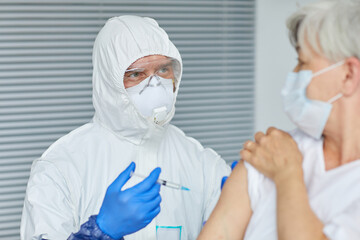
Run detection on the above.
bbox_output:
[124,57,178,83]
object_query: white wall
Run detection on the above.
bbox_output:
[255,0,316,132]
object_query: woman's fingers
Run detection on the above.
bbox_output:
[254,131,265,144]
[266,127,278,135]
[240,149,255,165]
[243,140,257,152]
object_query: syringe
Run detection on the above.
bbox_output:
[130,172,190,191]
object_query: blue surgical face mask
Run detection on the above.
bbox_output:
[281,61,344,139]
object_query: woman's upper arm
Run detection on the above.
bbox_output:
[198,160,252,240]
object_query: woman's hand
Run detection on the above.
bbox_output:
[240,127,303,184]
[241,127,328,239]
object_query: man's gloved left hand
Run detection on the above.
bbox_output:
[221,160,238,190]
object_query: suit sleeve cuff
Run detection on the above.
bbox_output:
[67,215,123,240]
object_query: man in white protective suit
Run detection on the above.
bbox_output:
[21,15,230,240]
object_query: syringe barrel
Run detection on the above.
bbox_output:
[157,179,181,190]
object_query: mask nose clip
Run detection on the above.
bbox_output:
[139,75,163,94]
[151,75,162,87]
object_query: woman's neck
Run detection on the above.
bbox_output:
[323,107,360,170]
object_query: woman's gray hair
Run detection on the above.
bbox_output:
[286,0,360,62]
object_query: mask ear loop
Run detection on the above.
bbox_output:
[312,60,345,104]
[313,60,345,77]
[328,93,343,104]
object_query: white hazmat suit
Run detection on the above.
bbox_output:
[21,16,230,240]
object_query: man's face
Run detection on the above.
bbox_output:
[124,55,176,90]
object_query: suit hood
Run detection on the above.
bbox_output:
[92,16,182,144]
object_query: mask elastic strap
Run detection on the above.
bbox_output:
[139,76,153,95]
[328,93,343,104]
[153,75,161,86]
[313,60,345,78]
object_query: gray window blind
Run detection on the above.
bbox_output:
[0,0,255,238]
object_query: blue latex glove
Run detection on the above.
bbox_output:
[221,160,238,190]
[96,162,162,239]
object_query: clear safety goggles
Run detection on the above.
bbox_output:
[124,56,180,88]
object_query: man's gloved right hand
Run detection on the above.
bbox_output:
[96,162,162,239]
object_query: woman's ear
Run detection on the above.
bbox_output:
[342,57,360,96]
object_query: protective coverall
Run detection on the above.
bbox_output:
[21,15,230,240]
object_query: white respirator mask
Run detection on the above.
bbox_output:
[127,75,174,123]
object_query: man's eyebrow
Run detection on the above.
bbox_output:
[158,62,172,68]
[125,67,145,72]
[156,60,174,68]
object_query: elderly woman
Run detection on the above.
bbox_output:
[198,0,360,239]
